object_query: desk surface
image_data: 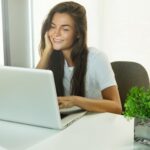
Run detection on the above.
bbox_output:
[0,113,149,150]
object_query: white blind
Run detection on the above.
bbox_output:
[0,0,4,65]
[103,0,150,77]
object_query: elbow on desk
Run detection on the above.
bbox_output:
[114,103,122,114]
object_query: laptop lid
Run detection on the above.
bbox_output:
[0,66,62,129]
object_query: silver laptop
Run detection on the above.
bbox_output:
[0,66,86,129]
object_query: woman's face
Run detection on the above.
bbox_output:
[48,13,76,51]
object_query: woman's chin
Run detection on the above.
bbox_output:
[53,46,62,51]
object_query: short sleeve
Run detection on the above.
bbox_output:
[93,50,117,91]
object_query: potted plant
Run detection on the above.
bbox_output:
[123,87,150,145]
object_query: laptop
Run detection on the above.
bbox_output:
[0,66,86,129]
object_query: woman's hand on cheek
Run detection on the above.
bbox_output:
[44,32,53,53]
[58,96,75,109]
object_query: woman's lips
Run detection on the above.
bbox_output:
[53,38,63,42]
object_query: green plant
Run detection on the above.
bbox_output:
[124,87,150,120]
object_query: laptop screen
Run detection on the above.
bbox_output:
[0,66,62,129]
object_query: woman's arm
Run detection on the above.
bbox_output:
[58,85,122,114]
[36,32,53,69]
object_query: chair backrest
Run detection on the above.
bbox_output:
[111,61,150,111]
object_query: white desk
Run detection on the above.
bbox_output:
[0,113,149,150]
[0,120,59,150]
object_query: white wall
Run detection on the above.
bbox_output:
[103,0,150,76]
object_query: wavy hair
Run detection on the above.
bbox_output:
[40,1,88,96]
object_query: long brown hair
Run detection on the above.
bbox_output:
[40,1,88,96]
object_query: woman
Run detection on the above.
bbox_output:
[36,1,122,114]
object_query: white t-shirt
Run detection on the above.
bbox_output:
[63,47,116,99]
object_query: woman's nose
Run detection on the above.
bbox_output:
[54,28,61,36]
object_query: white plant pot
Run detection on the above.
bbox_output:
[134,118,150,145]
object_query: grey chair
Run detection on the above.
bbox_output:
[111,61,150,111]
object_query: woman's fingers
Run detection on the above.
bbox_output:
[58,97,74,108]
[44,32,53,51]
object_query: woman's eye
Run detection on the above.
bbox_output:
[63,28,69,31]
[50,25,55,29]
